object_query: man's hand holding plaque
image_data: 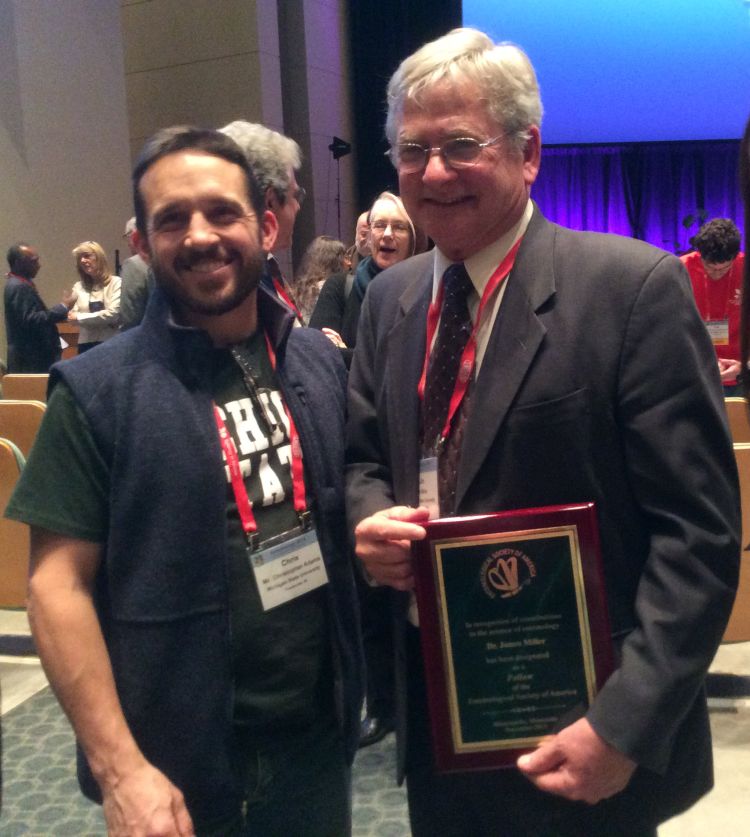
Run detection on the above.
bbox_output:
[517,717,636,803]
[354,506,429,590]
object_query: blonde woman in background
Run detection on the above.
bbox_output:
[310,191,416,367]
[68,241,121,352]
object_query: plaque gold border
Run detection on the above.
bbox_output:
[431,525,598,755]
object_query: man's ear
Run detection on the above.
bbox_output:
[265,185,278,212]
[522,125,542,188]
[261,210,279,254]
[132,228,152,264]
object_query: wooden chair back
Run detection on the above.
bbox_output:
[723,442,750,642]
[0,400,46,459]
[2,374,49,402]
[0,438,29,607]
[724,397,750,444]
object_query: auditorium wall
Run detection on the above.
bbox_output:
[0,0,132,359]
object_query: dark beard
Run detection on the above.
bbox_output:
[152,249,265,318]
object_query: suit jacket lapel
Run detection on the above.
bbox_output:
[455,210,557,508]
[386,265,432,507]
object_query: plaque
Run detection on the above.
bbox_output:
[411,503,614,773]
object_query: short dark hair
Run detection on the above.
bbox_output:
[6,243,31,272]
[131,125,265,234]
[692,218,741,263]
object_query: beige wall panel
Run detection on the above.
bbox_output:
[1,0,132,359]
[123,0,284,156]
[121,0,259,74]
[126,53,270,149]
[120,0,355,274]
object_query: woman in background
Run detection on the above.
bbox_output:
[310,191,415,367]
[309,192,416,749]
[293,235,346,323]
[68,241,121,352]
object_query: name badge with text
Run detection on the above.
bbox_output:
[706,319,729,346]
[251,528,328,611]
[419,457,440,520]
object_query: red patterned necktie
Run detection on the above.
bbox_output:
[422,263,474,510]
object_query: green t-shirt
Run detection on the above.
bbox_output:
[6,330,332,734]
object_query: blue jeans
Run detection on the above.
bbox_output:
[199,720,351,836]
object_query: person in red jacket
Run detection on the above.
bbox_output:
[681,218,744,394]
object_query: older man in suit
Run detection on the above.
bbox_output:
[346,27,740,837]
[4,243,73,372]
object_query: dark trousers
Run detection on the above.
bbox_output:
[199,720,351,837]
[404,626,658,837]
[357,572,395,721]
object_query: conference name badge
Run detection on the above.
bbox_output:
[706,319,729,346]
[251,528,328,611]
[419,457,440,520]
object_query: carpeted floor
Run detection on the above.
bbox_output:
[0,687,410,836]
[0,687,105,835]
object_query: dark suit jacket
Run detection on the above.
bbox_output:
[346,207,740,822]
[4,274,68,372]
[309,271,361,368]
[119,254,154,331]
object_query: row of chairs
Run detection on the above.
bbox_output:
[0,378,47,607]
[726,441,750,641]
[1,373,49,402]
[724,397,750,444]
[0,399,46,460]
[0,382,49,607]
[723,399,750,641]
[0,437,28,607]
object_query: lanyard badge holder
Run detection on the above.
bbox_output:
[214,334,328,611]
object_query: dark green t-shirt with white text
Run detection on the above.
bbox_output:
[6,329,332,734]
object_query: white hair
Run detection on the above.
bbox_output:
[368,191,416,257]
[385,28,542,153]
[219,120,301,203]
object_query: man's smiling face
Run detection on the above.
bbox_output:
[397,80,540,261]
[136,150,276,322]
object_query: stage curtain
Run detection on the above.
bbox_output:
[533,142,743,253]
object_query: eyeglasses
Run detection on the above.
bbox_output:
[293,186,306,207]
[370,219,411,236]
[387,135,505,174]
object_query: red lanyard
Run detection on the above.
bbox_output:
[212,331,308,548]
[418,238,522,447]
[9,273,35,288]
[702,268,732,321]
[272,277,303,322]
[263,332,307,518]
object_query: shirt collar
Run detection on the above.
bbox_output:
[432,198,533,299]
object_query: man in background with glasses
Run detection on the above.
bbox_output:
[346,27,739,837]
[221,120,306,321]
